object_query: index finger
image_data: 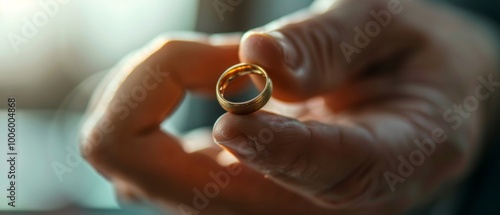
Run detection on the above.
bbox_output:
[81,33,241,141]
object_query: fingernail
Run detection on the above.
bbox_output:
[216,136,257,160]
[266,31,299,69]
[242,30,299,70]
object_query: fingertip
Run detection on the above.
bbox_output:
[213,111,283,143]
[213,112,315,183]
[212,112,238,143]
[213,112,269,143]
[212,111,313,161]
[240,31,285,69]
[240,32,305,102]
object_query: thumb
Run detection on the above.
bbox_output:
[212,111,381,208]
[239,0,421,102]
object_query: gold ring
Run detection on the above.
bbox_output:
[216,63,272,115]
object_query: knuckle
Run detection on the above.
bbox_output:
[282,152,312,179]
[270,123,313,178]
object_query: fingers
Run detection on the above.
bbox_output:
[213,95,471,209]
[81,33,243,143]
[80,33,243,202]
[239,0,424,102]
[88,128,338,215]
[212,111,381,207]
[81,32,342,214]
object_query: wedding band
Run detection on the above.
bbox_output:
[216,63,272,115]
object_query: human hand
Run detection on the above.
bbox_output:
[81,0,499,214]
[214,0,500,210]
[79,32,337,215]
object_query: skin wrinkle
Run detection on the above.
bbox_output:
[80,0,499,213]
[354,103,466,203]
[309,18,334,83]
[408,53,467,107]
[279,28,306,74]
[270,149,311,187]
[297,23,322,83]
[319,17,349,90]
[323,14,350,69]
[380,109,434,161]
[259,119,313,184]
[328,125,374,194]
[303,121,344,187]
[386,88,451,116]
[349,117,410,198]
[338,74,444,114]
[346,160,382,204]
[267,31,301,73]
[394,89,469,153]
[355,111,414,150]
[367,99,440,133]
[316,155,378,206]
[286,143,310,179]
[358,36,423,81]
[261,133,301,169]
[309,23,334,86]
[327,77,406,111]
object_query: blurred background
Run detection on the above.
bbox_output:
[0,0,313,214]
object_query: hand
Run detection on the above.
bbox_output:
[81,0,499,214]
[80,33,336,215]
[216,0,500,209]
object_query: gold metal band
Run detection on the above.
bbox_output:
[216,63,273,115]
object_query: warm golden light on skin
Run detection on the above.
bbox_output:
[216,150,239,166]
[181,128,215,153]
